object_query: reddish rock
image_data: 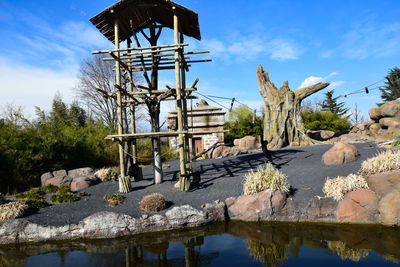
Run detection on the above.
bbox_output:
[211,145,230,158]
[380,98,400,118]
[322,142,360,165]
[367,170,400,197]
[70,177,91,192]
[52,170,67,177]
[68,167,94,178]
[320,130,335,139]
[378,188,400,225]
[40,172,53,186]
[44,176,65,187]
[226,190,286,221]
[379,117,400,130]
[234,136,258,150]
[336,189,379,223]
[369,107,381,121]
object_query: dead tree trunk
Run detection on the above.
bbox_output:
[257,65,329,150]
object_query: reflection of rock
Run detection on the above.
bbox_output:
[327,240,370,262]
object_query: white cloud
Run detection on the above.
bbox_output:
[0,58,76,117]
[202,35,302,61]
[299,72,344,90]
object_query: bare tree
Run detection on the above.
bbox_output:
[75,55,144,128]
[350,103,365,124]
[0,103,30,127]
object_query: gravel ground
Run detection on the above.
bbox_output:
[24,142,382,226]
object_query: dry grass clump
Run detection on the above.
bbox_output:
[323,174,368,201]
[140,193,166,212]
[0,201,28,222]
[359,150,400,175]
[104,193,125,206]
[95,167,118,182]
[243,163,290,195]
[327,240,370,262]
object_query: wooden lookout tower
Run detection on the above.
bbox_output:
[90,0,214,192]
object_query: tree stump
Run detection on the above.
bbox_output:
[257,65,329,150]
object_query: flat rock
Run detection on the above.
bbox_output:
[44,176,65,187]
[336,189,379,223]
[52,170,67,177]
[68,167,94,178]
[378,188,400,225]
[322,142,359,165]
[367,170,400,197]
[70,177,98,192]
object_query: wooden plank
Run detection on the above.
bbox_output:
[105,131,188,140]
[92,43,189,54]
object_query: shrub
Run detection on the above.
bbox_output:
[358,150,400,175]
[323,174,369,201]
[104,193,124,206]
[50,192,78,203]
[41,184,58,194]
[50,184,78,203]
[15,187,47,209]
[140,193,166,212]
[243,163,290,195]
[0,201,28,222]
[95,167,118,182]
[301,110,351,132]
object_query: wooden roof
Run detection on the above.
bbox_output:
[90,0,201,43]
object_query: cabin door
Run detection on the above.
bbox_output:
[193,138,203,155]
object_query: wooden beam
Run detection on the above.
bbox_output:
[106,131,188,140]
[92,43,189,54]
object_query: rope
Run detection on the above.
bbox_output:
[194,92,230,110]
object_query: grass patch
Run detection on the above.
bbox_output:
[104,193,125,206]
[358,150,400,176]
[140,193,166,212]
[243,163,290,195]
[50,184,79,203]
[323,174,369,201]
[78,191,90,198]
[15,187,47,209]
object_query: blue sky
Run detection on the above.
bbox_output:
[1,0,400,123]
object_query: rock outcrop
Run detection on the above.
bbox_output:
[336,189,379,223]
[0,200,227,244]
[366,170,400,197]
[378,188,400,225]
[322,142,360,165]
[41,167,100,192]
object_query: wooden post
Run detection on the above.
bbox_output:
[174,7,190,191]
[115,19,131,193]
[127,39,138,165]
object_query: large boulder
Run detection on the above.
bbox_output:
[68,167,94,178]
[44,176,65,187]
[366,170,400,197]
[70,176,99,192]
[210,145,230,158]
[307,130,335,141]
[379,117,400,130]
[322,142,360,165]
[369,98,400,121]
[378,187,400,225]
[40,172,53,186]
[336,189,379,223]
[234,136,258,150]
[225,190,286,221]
[52,170,67,177]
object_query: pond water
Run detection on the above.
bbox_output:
[1,221,400,266]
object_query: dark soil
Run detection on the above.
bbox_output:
[24,142,382,227]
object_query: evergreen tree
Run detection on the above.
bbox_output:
[320,89,349,116]
[380,67,400,102]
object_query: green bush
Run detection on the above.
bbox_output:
[50,191,78,203]
[104,193,125,206]
[14,187,47,209]
[301,110,351,132]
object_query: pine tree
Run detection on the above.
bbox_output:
[380,67,400,102]
[320,89,349,116]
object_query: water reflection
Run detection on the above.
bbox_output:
[1,221,400,266]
